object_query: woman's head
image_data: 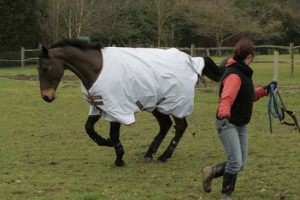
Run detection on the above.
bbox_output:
[233,38,254,65]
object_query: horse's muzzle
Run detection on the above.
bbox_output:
[43,95,55,102]
[41,89,55,103]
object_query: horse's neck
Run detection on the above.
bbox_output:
[54,47,102,90]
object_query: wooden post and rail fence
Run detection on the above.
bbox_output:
[187,43,298,78]
[20,44,42,68]
[0,43,298,77]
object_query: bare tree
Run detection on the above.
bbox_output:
[44,0,97,42]
[91,0,140,46]
[41,0,60,43]
[41,0,296,47]
[144,0,177,46]
[181,0,281,47]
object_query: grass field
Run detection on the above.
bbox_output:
[1,55,300,200]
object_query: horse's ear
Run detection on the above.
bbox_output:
[40,46,49,58]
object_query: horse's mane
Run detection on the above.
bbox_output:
[50,39,103,50]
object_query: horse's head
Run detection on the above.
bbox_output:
[38,46,64,103]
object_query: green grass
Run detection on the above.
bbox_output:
[0,55,300,200]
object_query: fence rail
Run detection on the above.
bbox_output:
[184,43,299,77]
[0,43,299,76]
[20,45,41,68]
[0,45,40,67]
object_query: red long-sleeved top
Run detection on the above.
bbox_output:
[217,72,268,119]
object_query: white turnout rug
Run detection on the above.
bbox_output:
[81,47,205,125]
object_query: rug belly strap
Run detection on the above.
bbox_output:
[84,94,103,106]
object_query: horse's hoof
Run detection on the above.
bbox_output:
[115,160,125,167]
[144,157,153,163]
[157,156,168,163]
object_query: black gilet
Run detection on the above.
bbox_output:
[218,62,254,126]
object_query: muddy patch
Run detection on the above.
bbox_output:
[0,74,78,82]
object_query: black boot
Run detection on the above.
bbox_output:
[221,172,237,200]
[202,161,226,193]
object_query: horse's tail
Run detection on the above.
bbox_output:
[202,57,226,82]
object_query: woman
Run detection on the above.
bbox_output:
[202,38,276,200]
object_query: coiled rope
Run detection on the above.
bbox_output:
[268,84,300,133]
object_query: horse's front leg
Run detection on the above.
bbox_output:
[85,115,113,147]
[109,122,125,167]
[158,117,188,162]
[144,109,172,162]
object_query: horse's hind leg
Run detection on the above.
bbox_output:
[109,122,125,166]
[158,117,188,162]
[144,109,172,162]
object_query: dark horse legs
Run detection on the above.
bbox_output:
[86,110,187,166]
[158,116,188,162]
[144,109,173,162]
[85,115,113,147]
[85,116,124,166]
[109,122,125,166]
[144,109,188,162]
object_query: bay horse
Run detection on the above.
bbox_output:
[38,39,224,166]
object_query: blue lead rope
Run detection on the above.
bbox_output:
[268,83,281,133]
[267,83,300,133]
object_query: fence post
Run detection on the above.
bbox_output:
[206,48,210,57]
[190,44,195,56]
[21,47,25,68]
[273,51,279,81]
[289,43,294,77]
